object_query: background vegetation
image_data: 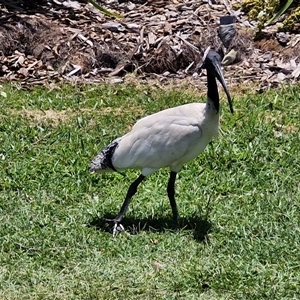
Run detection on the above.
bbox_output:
[240,0,300,33]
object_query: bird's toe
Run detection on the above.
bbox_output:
[112,223,124,237]
[104,218,125,237]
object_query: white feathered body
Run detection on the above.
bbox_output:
[90,101,220,176]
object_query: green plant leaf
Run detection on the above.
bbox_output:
[265,0,294,26]
[88,0,123,18]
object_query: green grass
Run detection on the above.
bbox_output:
[0,81,299,299]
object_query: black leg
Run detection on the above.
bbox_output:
[167,171,179,223]
[105,174,145,235]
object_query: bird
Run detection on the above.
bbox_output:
[89,48,233,236]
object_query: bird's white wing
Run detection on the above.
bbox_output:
[112,103,214,173]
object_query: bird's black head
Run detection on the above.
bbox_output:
[202,49,234,114]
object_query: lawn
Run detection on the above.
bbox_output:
[0,81,299,299]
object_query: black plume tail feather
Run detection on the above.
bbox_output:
[89,139,120,173]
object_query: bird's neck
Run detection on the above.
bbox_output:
[206,72,220,113]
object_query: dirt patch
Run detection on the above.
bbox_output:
[20,109,71,126]
[10,106,146,126]
[274,123,299,133]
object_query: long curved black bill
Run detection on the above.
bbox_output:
[205,51,234,114]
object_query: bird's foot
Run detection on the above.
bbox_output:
[173,214,180,226]
[104,218,125,237]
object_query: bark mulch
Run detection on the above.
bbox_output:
[0,0,300,89]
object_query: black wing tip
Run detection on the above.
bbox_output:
[89,139,120,173]
[89,166,96,173]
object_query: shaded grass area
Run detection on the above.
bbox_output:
[0,82,299,299]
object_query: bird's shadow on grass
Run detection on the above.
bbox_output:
[88,213,211,243]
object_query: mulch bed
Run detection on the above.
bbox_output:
[0,0,300,89]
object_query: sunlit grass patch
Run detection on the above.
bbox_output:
[0,82,299,299]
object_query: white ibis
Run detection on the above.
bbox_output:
[90,49,233,235]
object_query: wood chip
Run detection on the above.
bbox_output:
[292,66,300,78]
